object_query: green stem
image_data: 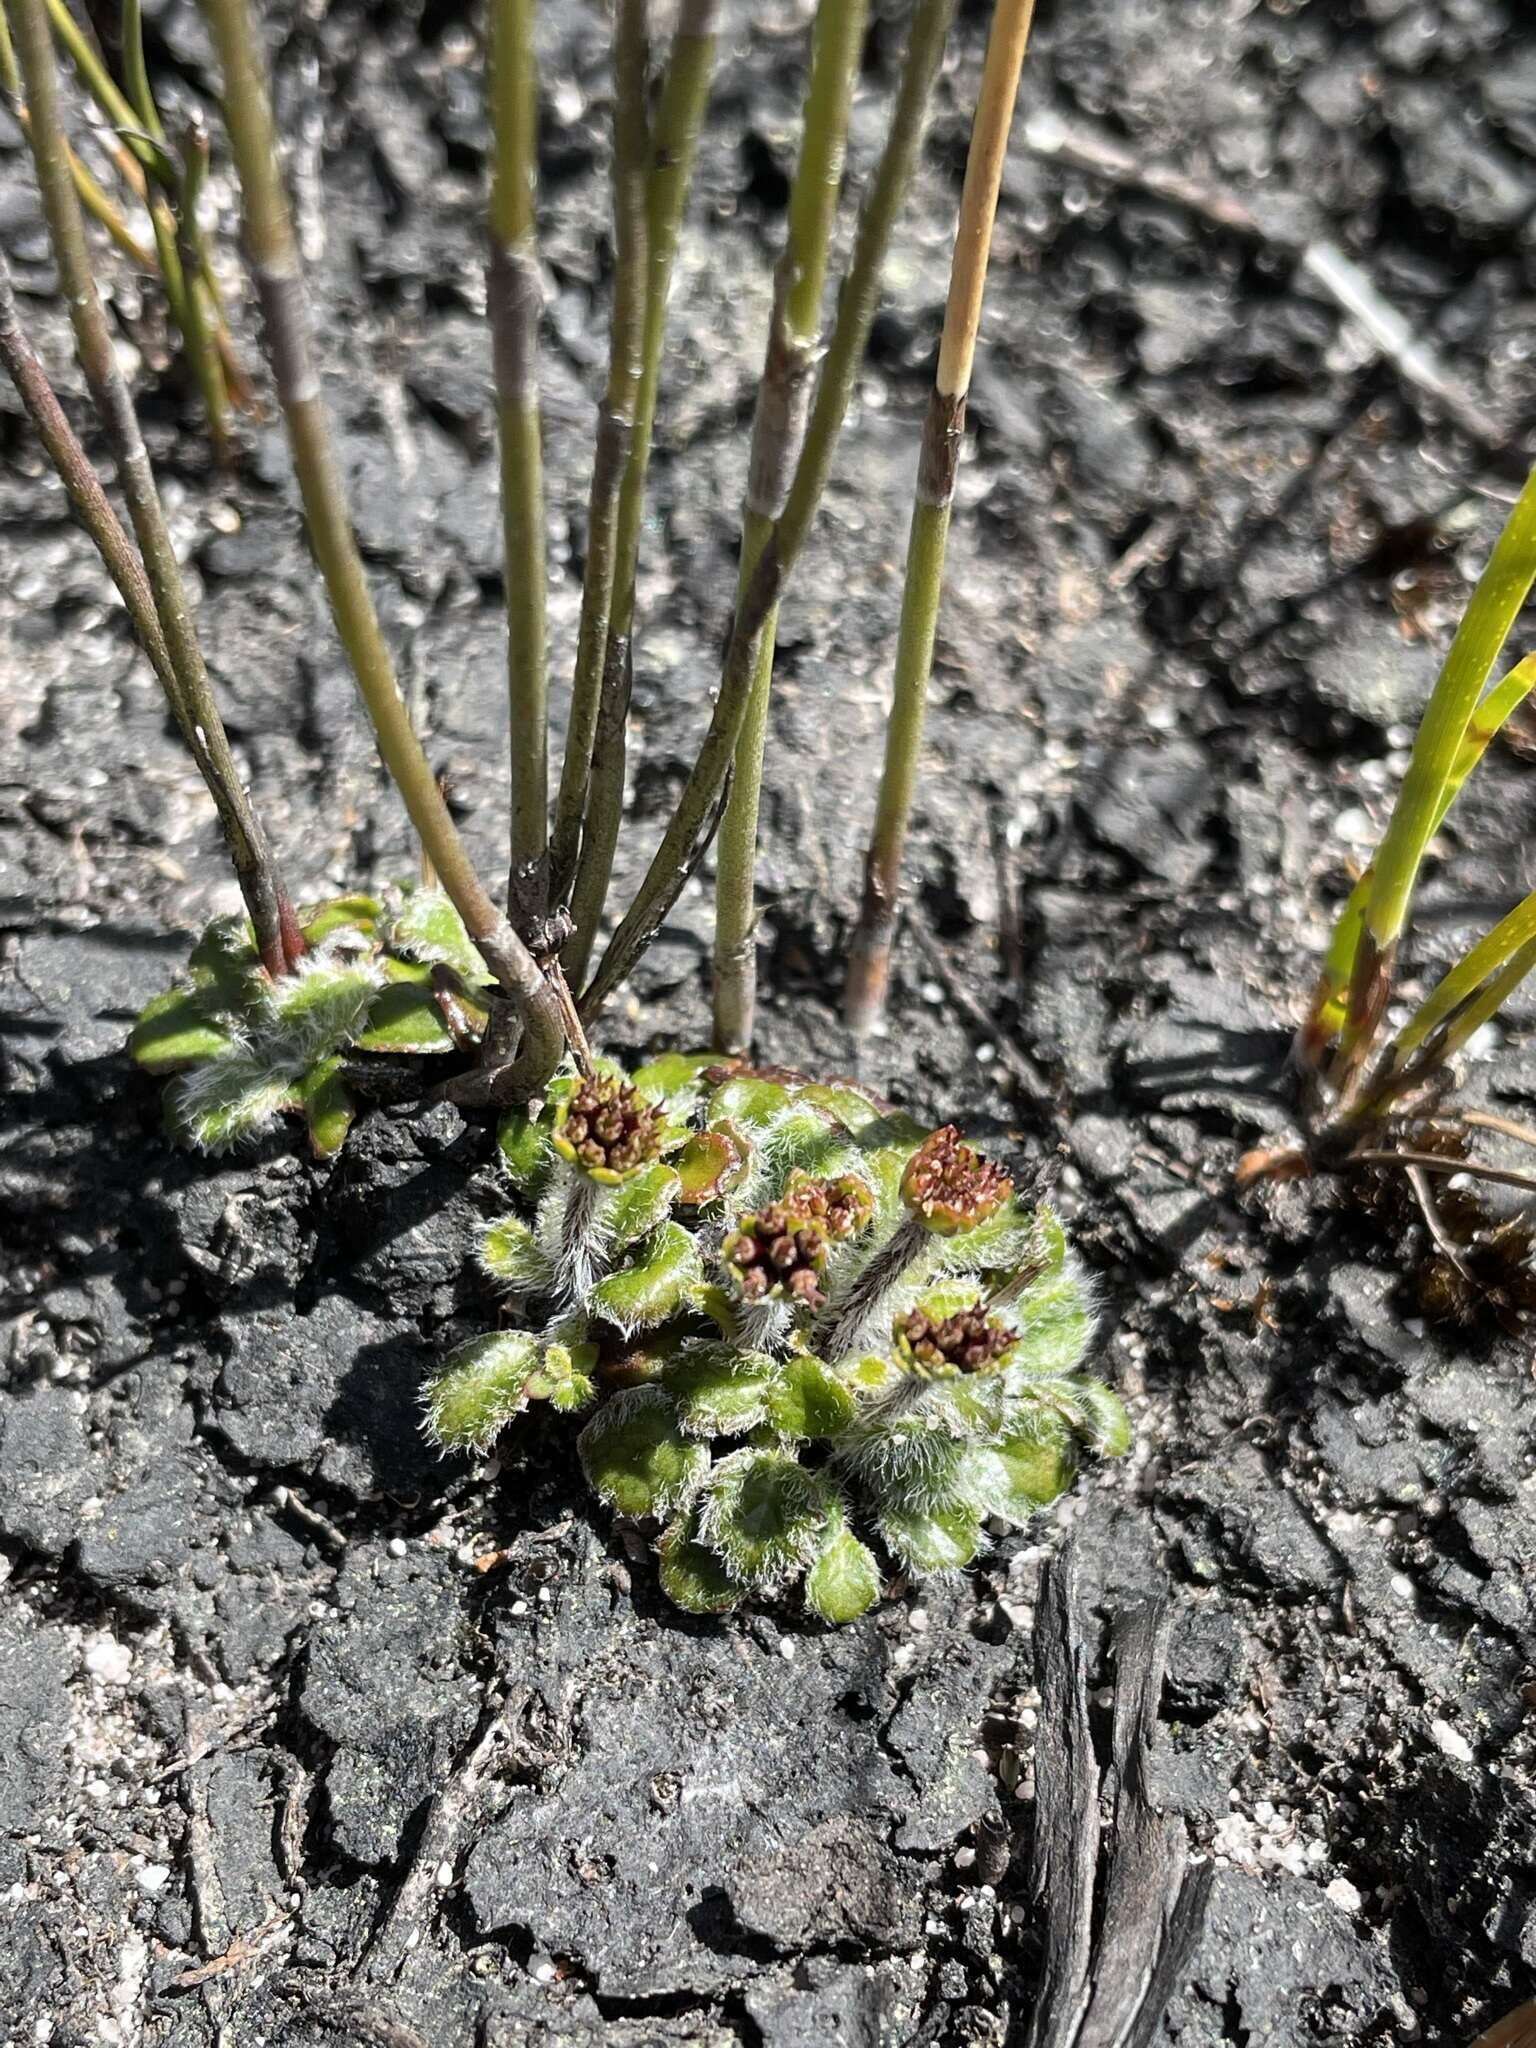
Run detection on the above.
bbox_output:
[711,0,869,1057]
[1301,649,1536,1063]
[175,115,232,465]
[487,0,549,928]
[10,0,299,976]
[548,0,650,911]
[580,0,958,1026]
[198,0,562,1080]
[1357,889,1536,1119]
[845,0,1038,1038]
[564,0,720,985]
[1332,460,1536,1089]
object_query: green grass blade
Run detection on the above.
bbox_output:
[1308,649,1536,1048]
[1333,462,1536,1074]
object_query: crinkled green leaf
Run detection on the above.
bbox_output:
[705,1074,794,1130]
[662,1344,776,1437]
[798,1079,887,1134]
[878,1501,981,1574]
[579,1386,708,1518]
[673,1124,750,1206]
[697,1448,829,1587]
[590,1222,700,1336]
[1066,1377,1131,1458]
[630,1051,720,1111]
[267,957,379,1054]
[658,1509,741,1614]
[301,894,381,945]
[967,1432,1077,1523]
[128,988,234,1073]
[355,972,456,1054]
[167,1055,294,1154]
[1010,1262,1093,1379]
[766,1355,856,1440]
[297,1056,355,1159]
[805,1519,881,1623]
[480,1215,550,1291]
[498,1102,556,1193]
[388,885,491,984]
[424,1332,538,1452]
[188,915,262,1009]
[605,1161,681,1249]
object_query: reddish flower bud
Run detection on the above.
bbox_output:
[899,1127,1012,1235]
[552,1074,665,1183]
[894,1304,1016,1377]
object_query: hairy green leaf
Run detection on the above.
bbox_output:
[662,1343,776,1436]
[605,1161,682,1249]
[766,1355,856,1440]
[128,989,234,1074]
[878,1500,981,1573]
[579,1386,709,1518]
[590,1222,701,1335]
[805,1520,881,1623]
[658,1509,742,1614]
[697,1448,829,1587]
[424,1332,538,1452]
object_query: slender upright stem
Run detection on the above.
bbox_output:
[198,0,562,1082]
[711,0,869,1056]
[845,0,1037,1038]
[548,0,649,910]
[1300,649,1536,1066]
[487,0,549,928]
[580,0,958,1025]
[564,0,720,984]
[175,115,232,465]
[10,0,299,977]
[1331,458,1536,1094]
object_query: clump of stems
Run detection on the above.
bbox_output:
[844,0,1038,1038]
[1294,460,1536,1136]
[197,0,564,1093]
[578,0,960,1025]
[710,0,870,1056]
[2,0,250,459]
[5,0,298,973]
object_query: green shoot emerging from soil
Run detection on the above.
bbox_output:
[1244,459,1536,1310]
[422,1058,1127,1621]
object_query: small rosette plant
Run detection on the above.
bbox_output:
[128,886,494,1155]
[423,1061,1129,1623]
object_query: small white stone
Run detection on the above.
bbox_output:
[434,1861,455,1889]
[1326,1877,1362,1913]
[908,1609,930,1635]
[1429,1718,1474,1764]
[135,1864,171,1896]
[1333,806,1376,848]
[532,1958,558,1984]
[83,1635,132,1686]
[1390,1574,1414,1601]
[387,1537,408,1558]
[778,1638,795,1661]
[954,1846,976,1870]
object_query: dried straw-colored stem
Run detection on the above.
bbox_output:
[845,0,1038,1037]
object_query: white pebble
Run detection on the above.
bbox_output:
[135,1864,171,1896]
[778,1638,795,1661]
[1390,1574,1414,1601]
[1333,806,1377,848]
[83,1635,132,1686]
[387,1537,408,1558]
[1429,1718,1474,1764]
[954,1846,976,1870]
[1326,1877,1362,1913]
[434,1861,455,1888]
[908,1609,930,1635]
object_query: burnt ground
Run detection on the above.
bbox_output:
[2,0,1536,2040]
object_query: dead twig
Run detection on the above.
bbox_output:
[356,1687,529,1983]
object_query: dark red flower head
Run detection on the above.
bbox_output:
[895,1304,1016,1377]
[900,1127,1012,1236]
[552,1074,664,1183]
